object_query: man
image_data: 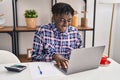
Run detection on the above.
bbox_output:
[32,2,82,69]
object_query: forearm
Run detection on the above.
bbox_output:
[32,51,54,62]
[32,41,56,62]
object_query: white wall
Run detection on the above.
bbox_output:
[95,1,120,63]
[0,0,13,52]
[86,0,94,47]
[111,4,120,63]
[95,3,113,56]
[0,0,120,63]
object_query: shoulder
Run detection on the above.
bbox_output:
[35,23,56,35]
[38,23,54,31]
[35,23,55,36]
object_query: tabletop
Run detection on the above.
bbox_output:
[0,58,120,80]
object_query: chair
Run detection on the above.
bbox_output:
[0,50,20,64]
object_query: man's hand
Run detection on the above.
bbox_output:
[53,54,68,69]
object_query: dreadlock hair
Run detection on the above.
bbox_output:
[52,2,74,16]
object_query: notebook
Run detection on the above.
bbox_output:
[56,46,105,75]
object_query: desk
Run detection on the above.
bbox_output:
[0,59,120,80]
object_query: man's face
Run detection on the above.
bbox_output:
[53,13,72,33]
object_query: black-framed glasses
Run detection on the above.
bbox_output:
[58,18,72,23]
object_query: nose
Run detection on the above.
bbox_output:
[63,20,69,25]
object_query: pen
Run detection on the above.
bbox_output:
[38,66,42,75]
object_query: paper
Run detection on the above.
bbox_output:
[28,62,64,80]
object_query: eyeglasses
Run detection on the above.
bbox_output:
[58,18,72,23]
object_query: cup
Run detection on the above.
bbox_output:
[100,56,110,65]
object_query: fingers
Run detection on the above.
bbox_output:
[65,60,69,68]
[53,54,68,69]
[56,60,68,69]
[61,59,68,68]
[61,60,68,69]
[57,61,62,68]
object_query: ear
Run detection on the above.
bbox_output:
[52,15,55,20]
[52,15,56,23]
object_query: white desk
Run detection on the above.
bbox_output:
[0,58,120,80]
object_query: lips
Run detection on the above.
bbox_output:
[62,25,68,27]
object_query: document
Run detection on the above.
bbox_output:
[28,62,64,80]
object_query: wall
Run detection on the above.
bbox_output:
[95,2,113,56]
[111,4,120,63]
[0,0,13,51]
[95,1,120,63]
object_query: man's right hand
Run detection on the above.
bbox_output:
[53,54,68,69]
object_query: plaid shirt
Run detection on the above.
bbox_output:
[32,23,82,62]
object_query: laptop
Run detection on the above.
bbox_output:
[56,45,105,75]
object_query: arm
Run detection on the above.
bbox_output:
[76,32,82,48]
[31,27,55,62]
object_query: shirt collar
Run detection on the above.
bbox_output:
[52,23,69,36]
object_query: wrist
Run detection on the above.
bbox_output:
[52,54,57,60]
